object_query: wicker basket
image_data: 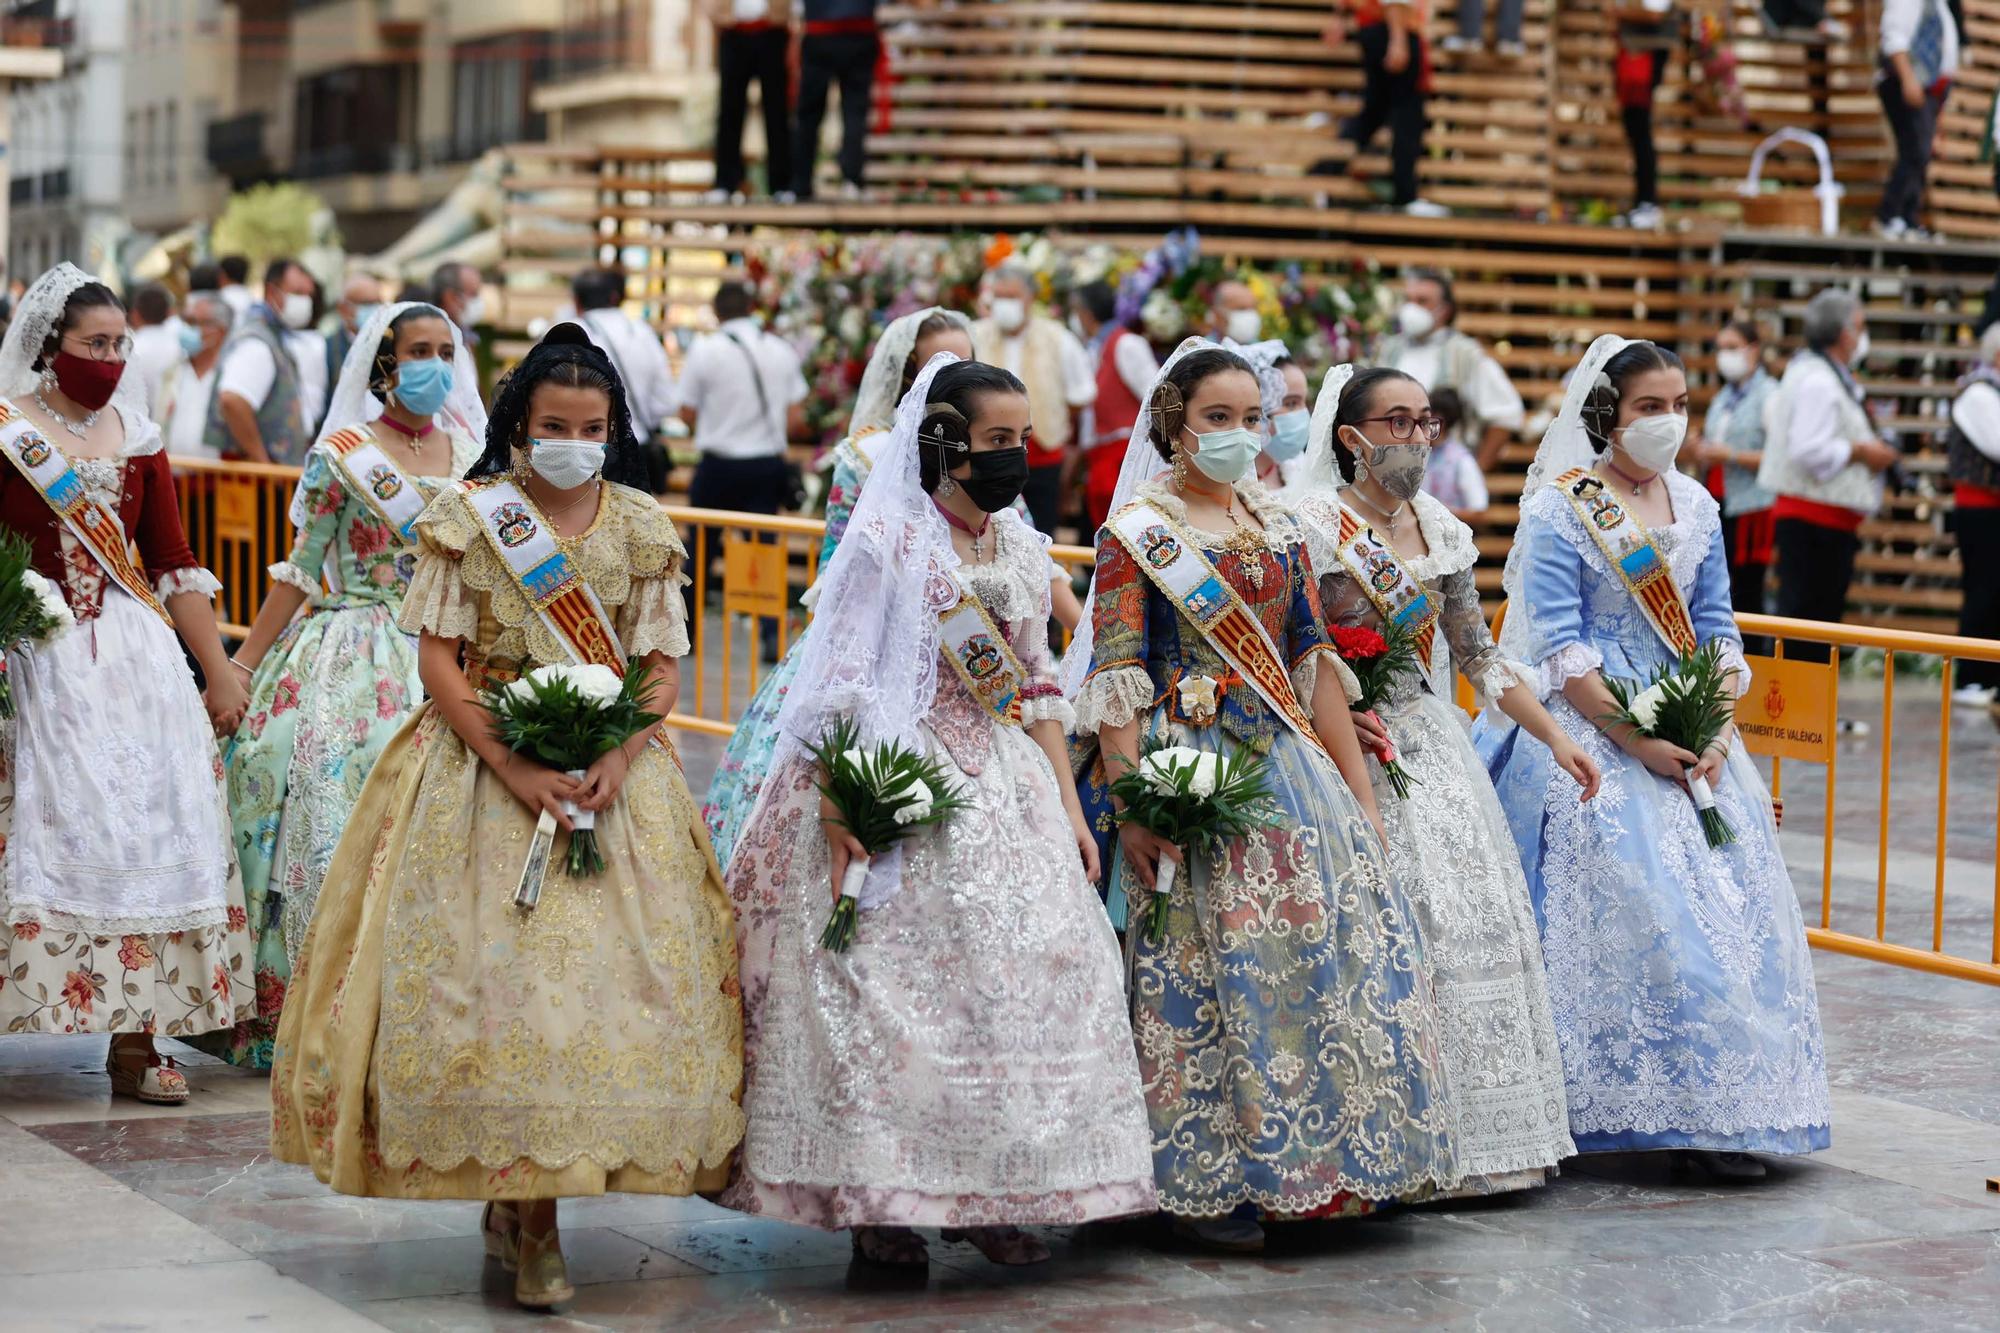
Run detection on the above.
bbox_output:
[1737,128,1843,235]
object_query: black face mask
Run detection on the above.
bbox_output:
[959,447,1030,513]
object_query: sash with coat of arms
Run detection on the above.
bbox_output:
[1332,502,1439,673]
[935,568,1028,727]
[464,476,628,672]
[1555,467,1698,658]
[320,426,432,544]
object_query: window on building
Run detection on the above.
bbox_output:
[165,103,178,187]
[450,31,548,163]
[294,64,407,178]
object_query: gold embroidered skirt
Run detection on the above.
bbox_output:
[270,707,746,1200]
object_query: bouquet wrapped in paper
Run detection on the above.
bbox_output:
[1601,640,1738,848]
[0,532,75,719]
[481,660,663,907]
[1108,740,1281,944]
[808,717,969,952]
[1330,622,1421,799]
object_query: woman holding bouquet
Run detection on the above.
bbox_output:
[271,326,745,1309]
[1472,336,1829,1179]
[704,306,972,868]
[1293,365,1597,1195]
[195,301,484,1070]
[1065,339,1455,1252]
[0,264,253,1102]
[723,354,1156,1268]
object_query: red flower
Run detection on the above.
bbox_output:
[12,921,40,941]
[255,965,285,1017]
[270,676,301,715]
[212,963,231,996]
[117,935,155,972]
[348,520,391,560]
[1331,625,1389,661]
[61,970,94,1013]
[226,905,248,932]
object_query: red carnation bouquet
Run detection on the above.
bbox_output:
[1330,622,1420,800]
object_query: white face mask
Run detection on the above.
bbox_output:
[1715,348,1755,383]
[459,295,486,328]
[1616,413,1687,473]
[280,292,315,330]
[1224,308,1263,344]
[1850,331,1871,365]
[990,297,1027,334]
[1397,302,1437,340]
[1067,313,1087,341]
[528,438,607,489]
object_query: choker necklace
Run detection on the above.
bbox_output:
[376,413,435,443]
[1350,486,1407,535]
[1602,456,1659,496]
[525,475,600,525]
[934,499,991,560]
[34,388,98,439]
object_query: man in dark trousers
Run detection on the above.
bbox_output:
[704,0,794,202]
[793,0,882,201]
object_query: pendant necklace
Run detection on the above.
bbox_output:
[1602,456,1658,497]
[34,388,98,439]
[527,476,600,527]
[934,499,991,560]
[1351,486,1407,536]
[376,413,436,458]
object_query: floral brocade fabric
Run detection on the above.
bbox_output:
[269,482,744,1200]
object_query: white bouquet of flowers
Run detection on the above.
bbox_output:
[0,532,75,719]
[1109,740,1280,944]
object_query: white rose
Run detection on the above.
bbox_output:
[840,746,870,774]
[1189,753,1220,799]
[565,664,624,706]
[1627,681,1667,734]
[890,777,934,825]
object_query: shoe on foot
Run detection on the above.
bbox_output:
[106,1046,188,1104]
[1173,1215,1266,1253]
[852,1225,930,1266]
[513,1226,574,1309]
[941,1226,1052,1266]
[1439,35,1480,54]
[1624,203,1664,229]
[1497,39,1529,58]
[1679,1150,1768,1183]
[481,1202,521,1270]
[839,180,872,203]
[1403,198,1450,219]
[1872,217,1909,240]
[771,189,798,205]
[1836,717,1871,737]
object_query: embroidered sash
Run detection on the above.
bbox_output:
[1554,467,1698,658]
[322,426,431,542]
[1333,503,1438,672]
[464,477,627,671]
[1106,499,1330,761]
[936,569,1026,727]
[0,403,171,625]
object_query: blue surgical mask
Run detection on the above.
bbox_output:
[177,324,205,358]
[1186,426,1262,484]
[392,356,454,418]
[1267,409,1311,462]
[351,303,382,335]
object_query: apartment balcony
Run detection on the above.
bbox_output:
[206,111,274,185]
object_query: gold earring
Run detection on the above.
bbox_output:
[1171,442,1190,490]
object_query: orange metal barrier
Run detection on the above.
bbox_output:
[169,460,1999,986]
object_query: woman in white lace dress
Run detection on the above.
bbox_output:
[1292,366,1598,1194]
[1472,337,1830,1181]
[722,355,1156,1268]
[0,264,253,1103]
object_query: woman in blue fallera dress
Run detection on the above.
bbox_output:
[1472,336,1830,1180]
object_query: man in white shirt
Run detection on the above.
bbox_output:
[971,263,1096,537]
[1876,0,1959,239]
[283,271,329,437]
[165,291,230,460]
[572,267,678,442]
[679,280,809,659]
[1373,268,1524,470]
[1946,323,2000,704]
[209,256,317,464]
[216,255,254,319]
[126,283,185,420]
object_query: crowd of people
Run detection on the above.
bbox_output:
[0,249,1862,1312]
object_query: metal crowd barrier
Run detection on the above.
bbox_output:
[170,459,2000,987]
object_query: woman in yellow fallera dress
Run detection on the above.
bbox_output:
[270,326,745,1310]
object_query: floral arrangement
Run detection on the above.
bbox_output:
[0,532,75,719]
[808,717,970,952]
[1331,623,1422,799]
[1108,739,1280,944]
[1600,641,1739,847]
[482,661,663,903]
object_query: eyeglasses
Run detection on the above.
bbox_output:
[1353,413,1443,443]
[62,332,134,363]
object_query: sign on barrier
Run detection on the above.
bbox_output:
[213,476,260,544]
[723,535,788,619]
[1736,654,1836,762]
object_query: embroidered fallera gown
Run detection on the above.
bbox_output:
[1073,479,1456,1219]
[0,408,254,1037]
[1472,469,1830,1156]
[1298,488,1574,1193]
[270,480,745,1199]
[704,426,884,869]
[722,510,1157,1229]
[194,426,478,1070]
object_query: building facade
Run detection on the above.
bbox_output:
[5,0,126,282]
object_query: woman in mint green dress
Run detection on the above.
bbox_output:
[194,302,484,1068]
[702,307,970,869]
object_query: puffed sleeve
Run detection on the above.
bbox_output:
[613,488,692,660]
[1072,532,1157,732]
[1519,507,1602,700]
[1286,540,1355,712]
[133,450,221,599]
[1690,509,1751,694]
[1311,567,1374,707]
[399,485,481,641]
[269,448,344,599]
[1012,556,1074,730]
[1437,564,1533,707]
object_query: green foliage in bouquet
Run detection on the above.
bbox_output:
[1108,739,1281,944]
[0,531,75,720]
[1601,640,1738,847]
